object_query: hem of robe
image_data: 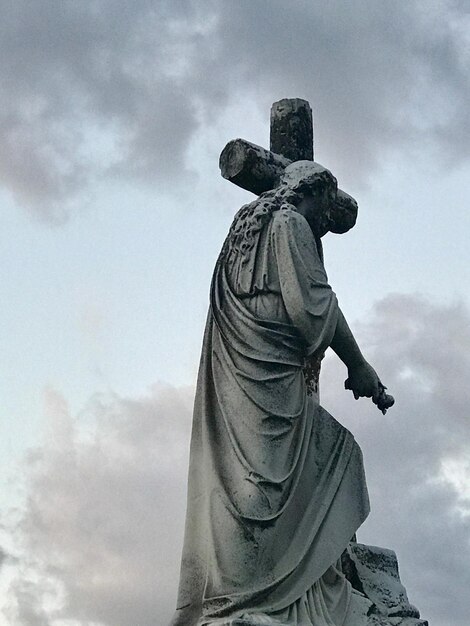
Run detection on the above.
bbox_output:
[197,563,372,626]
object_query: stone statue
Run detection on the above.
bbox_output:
[169,100,425,626]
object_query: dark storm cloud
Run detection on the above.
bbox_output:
[3,294,470,626]
[1,1,468,220]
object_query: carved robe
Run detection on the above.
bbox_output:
[171,205,371,625]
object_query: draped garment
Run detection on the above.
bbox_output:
[170,207,370,625]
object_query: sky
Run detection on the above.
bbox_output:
[0,1,469,625]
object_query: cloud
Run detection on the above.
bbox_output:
[2,384,194,625]
[211,0,470,183]
[1,1,468,220]
[0,0,217,221]
[2,293,470,626]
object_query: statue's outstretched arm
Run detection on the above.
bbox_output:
[329,309,365,370]
[330,309,380,399]
[330,309,394,413]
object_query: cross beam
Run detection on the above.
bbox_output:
[219,98,357,234]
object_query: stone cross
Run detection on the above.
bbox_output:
[219,98,358,234]
[219,98,313,195]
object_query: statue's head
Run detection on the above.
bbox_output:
[281,161,337,198]
[279,161,357,236]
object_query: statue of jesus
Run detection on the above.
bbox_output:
[170,160,392,626]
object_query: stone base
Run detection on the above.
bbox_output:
[207,617,427,626]
[367,615,428,626]
[344,543,428,626]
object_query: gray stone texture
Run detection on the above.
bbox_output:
[270,98,314,161]
[219,138,290,195]
[344,543,428,626]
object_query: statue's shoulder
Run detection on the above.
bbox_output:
[272,206,310,234]
[272,206,297,222]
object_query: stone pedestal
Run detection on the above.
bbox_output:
[343,543,428,626]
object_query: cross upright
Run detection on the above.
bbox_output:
[270,98,314,162]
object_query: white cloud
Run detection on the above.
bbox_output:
[1,383,194,625]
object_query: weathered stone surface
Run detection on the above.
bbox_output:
[343,543,428,626]
[219,139,357,237]
[329,189,358,234]
[270,98,314,161]
[367,618,428,626]
[196,543,428,626]
[219,138,290,195]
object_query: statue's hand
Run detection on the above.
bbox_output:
[373,384,395,414]
[345,363,395,414]
[344,361,381,401]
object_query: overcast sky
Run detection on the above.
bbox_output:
[0,2,469,625]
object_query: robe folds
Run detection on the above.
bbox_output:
[171,207,370,626]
